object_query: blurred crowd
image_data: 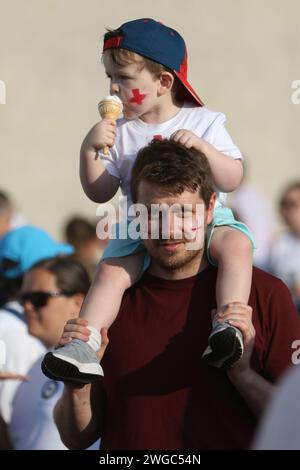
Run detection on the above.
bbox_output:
[0,190,108,449]
[0,178,299,450]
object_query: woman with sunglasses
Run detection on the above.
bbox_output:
[0,225,74,430]
[8,256,102,450]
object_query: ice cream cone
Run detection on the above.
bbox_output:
[98,96,123,154]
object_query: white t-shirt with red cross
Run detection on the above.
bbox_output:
[99,103,242,208]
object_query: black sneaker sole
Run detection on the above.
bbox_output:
[202,327,243,369]
[41,352,103,385]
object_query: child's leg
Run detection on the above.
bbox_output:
[209,226,253,308]
[41,251,144,383]
[202,226,253,369]
[82,252,145,331]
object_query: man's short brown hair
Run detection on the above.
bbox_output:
[130,139,215,208]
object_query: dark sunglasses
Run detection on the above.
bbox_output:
[19,291,75,308]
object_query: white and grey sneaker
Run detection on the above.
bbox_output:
[202,320,244,369]
[41,339,104,384]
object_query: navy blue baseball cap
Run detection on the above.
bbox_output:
[103,18,204,107]
[0,225,74,279]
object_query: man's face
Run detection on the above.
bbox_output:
[136,181,215,271]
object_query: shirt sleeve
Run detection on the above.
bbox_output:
[202,113,243,159]
[262,279,300,382]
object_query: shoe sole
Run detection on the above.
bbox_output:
[42,352,103,385]
[202,327,243,369]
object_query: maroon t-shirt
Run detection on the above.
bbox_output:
[101,266,300,450]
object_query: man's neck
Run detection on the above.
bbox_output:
[148,254,209,280]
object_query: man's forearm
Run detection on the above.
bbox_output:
[228,368,274,417]
[54,383,102,449]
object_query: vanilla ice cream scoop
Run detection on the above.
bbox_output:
[98,96,123,155]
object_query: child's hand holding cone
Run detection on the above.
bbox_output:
[98,95,123,154]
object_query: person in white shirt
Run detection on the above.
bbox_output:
[0,225,73,424]
[9,256,100,450]
[269,181,300,312]
[0,369,27,449]
[0,301,45,423]
[253,364,300,449]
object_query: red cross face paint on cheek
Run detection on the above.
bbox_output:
[129,89,147,105]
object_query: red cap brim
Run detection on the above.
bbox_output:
[174,71,204,107]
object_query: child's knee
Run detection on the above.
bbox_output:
[211,227,253,262]
[95,258,129,284]
[96,253,144,287]
[222,229,253,259]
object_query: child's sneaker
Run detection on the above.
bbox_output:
[41,339,104,384]
[202,320,244,369]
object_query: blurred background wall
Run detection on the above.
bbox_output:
[0,0,299,239]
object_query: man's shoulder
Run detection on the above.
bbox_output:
[252,266,287,290]
[251,266,293,306]
[123,266,289,300]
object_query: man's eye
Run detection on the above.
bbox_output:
[177,211,193,219]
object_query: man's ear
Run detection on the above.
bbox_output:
[157,71,175,96]
[206,192,217,225]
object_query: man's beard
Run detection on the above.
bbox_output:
[150,241,203,271]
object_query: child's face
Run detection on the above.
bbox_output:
[103,52,161,121]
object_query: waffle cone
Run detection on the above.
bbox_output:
[98,101,123,120]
